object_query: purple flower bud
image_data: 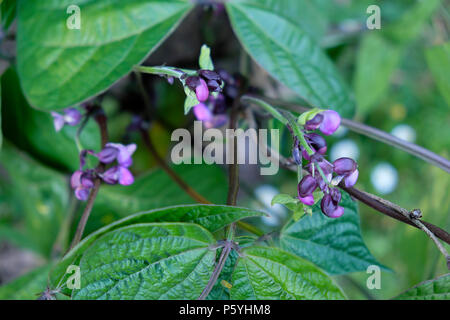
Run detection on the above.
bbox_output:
[299,194,315,206]
[71,170,94,201]
[320,194,344,218]
[298,175,318,198]
[344,168,359,187]
[196,78,209,102]
[292,147,302,165]
[304,113,323,131]
[96,146,119,164]
[118,167,134,186]
[333,157,357,176]
[75,188,90,201]
[101,166,134,185]
[51,112,65,132]
[199,70,221,81]
[207,79,222,92]
[193,103,213,122]
[305,133,327,155]
[319,110,341,135]
[330,188,341,203]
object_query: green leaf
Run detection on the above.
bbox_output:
[230,246,345,300]
[16,0,193,110]
[426,42,450,107]
[0,143,69,256]
[226,0,355,117]
[1,68,100,171]
[71,223,216,299]
[354,33,402,114]
[1,0,16,31]
[85,164,228,233]
[271,194,298,206]
[395,274,450,300]
[51,204,264,294]
[199,44,214,71]
[206,249,239,300]
[280,191,384,275]
[0,265,52,300]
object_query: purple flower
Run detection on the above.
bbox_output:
[71,170,95,201]
[305,113,324,131]
[101,166,134,186]
[319,110,341,136]
[333,157,358,187]
[97,143,136,167]
[305,133,327,155]
[298,175,318,198]
[51,108,82,132]
[193,103,228,128]
[299,194,315,206]
[320,194,344,218]
[185,76,209,102]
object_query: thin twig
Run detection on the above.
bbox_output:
[69,111,108,250]
[248,95,450,173]
[198,241,233,300]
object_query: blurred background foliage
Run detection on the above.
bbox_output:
[0,0,449,299]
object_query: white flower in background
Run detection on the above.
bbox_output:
[330,139,360,162]
[391,124,416,143]
[254,185,286,227]
[370,162,398,194]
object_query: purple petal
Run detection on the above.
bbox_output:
[70,170,83,189]
[193,103,213,122]
[96,146,119,164]
[118,167,134,186]
[344,169,359,187]
[328,206,344,218]
[101,166,119,184]
[298,175,318,198]
[304,113,323,131]
[75,187,90,201]
[333,157,357,175]
[64,108,82,126]
[319,110,341,135]
[195,78,209,102]
[51,112,65,132]
[299,194,315,206]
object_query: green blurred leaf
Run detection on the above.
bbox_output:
[16,0,193,110]
[72,223,216,299]
[51,204,264,294]
[226,0,355,117]
[280,192,385,275]
[425,42,450,107]
[1,68,99,171]
[395,274,450,300]
[0,265,51,300]
[230,246,345,299]
[354,33,402,114]
[0,143,69,256]
[1,0,16,31]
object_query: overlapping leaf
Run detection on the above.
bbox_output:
[280,192,384,275]
[72,223,216,299]
[17,0,193,110]
[230,246,344,300]
[395,274,450,300]
[226,0,355,117]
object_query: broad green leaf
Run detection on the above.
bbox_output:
[280,192,384,275]
[226,0,355,117]
[72,223,216,299]
[0,265,52,300]
[1,68,100,171]
[1,0,16,31]
[230,246,345,300]
[354,33,402,114]
[395,274,450,300]
[51,204,264,294]
[353,0,441,114]
[0,143,69,256]
[426,42,450,107]
[199,44,214,71]
[386,0,441,44]
[85,164,228,233]
[17,0,193,110]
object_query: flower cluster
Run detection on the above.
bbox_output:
[71,143,136,201]
[294,110,358,218]
[185,70,223,103]
[51,108,82,131]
